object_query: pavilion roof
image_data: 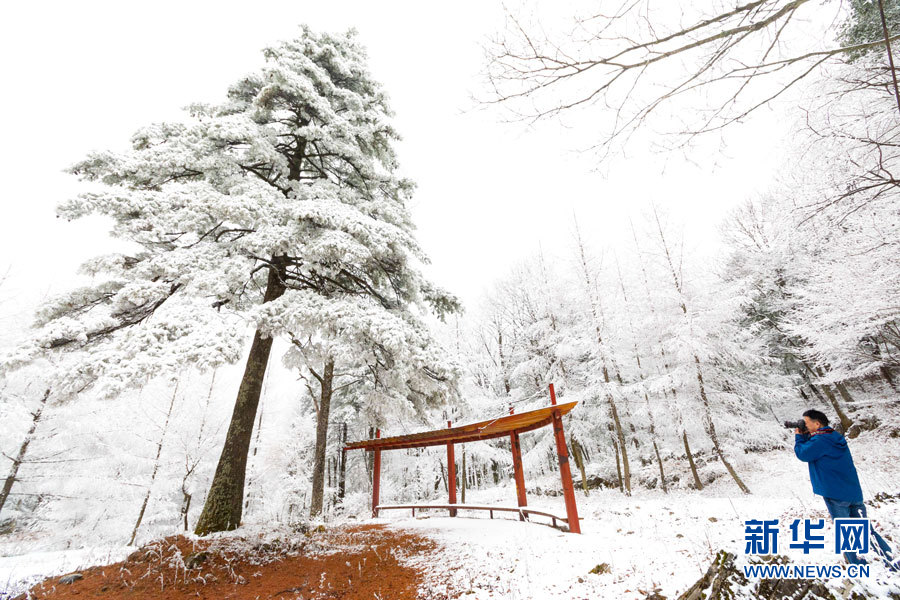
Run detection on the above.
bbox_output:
[343,401,577,452]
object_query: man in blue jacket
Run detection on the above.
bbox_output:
[794,409,896,569]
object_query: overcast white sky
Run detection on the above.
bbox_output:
[0,0,790,342]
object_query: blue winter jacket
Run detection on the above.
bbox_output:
[794,429,863,503]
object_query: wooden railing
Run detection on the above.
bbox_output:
[374,503,576,530]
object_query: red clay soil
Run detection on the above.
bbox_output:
[19,524,439,600]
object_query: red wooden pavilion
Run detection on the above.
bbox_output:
[343,383,581,533]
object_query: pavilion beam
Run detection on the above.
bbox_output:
[447,420,457,517]
[549,383,581,533]
[372,428,381,517]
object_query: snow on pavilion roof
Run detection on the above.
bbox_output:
[343,401,578,452]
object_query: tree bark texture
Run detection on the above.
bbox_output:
[310,360,335,517]
[571,438,589,496]
[683,430,704,491]
[654,440,668,494]
[194,261,286,535]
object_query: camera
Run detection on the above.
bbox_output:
[784,420,807,433]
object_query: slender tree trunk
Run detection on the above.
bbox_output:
[572,216,633,494]
[877,0,900,116]
[460,447,466,504]
[571,438,589,496]
[797,362,853,431]
[683,430,703,491]
[653,204,749,494]
[695,357,751,494]
[654,440,668,494]
[195,260,286,535]
[0,388,51,516]
[806,369,852,432]
[310,360,335,517]
[819,382,853,432]
[799,365,825,403]
[129,381,179,545]
[181,494,191,531]
[806,381,826,404]
[338,423,347,500]
[609,396,631,495]
[617,251,668,483]
[834,381,855,404]
[811,367,854,430]
[612,436,624,492]
[880,366,898,391]
[497,327,511,394]
[365,426,374,483]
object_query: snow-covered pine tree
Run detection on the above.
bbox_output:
[3,27,459,535]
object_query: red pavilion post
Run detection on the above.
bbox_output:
[549,383,581,533]
[372,428,381,517]
[447,420,457,516]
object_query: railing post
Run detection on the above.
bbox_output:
[372,428,381,517]
[447,420,457,517]
[549,383,581,533]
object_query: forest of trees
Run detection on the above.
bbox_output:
[1,0,899,552]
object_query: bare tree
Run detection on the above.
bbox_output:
[612,251,668,493]
[179,369,222,531]
[630,220,704,490]
[0,388,51,516]
[651,204,750,494]
[572,217,632,494]
[485,0,900,152]
[129,381,179,545]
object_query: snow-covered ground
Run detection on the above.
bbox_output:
[389,428,900,599]
[0,545,131,597]
[2,427,899,599]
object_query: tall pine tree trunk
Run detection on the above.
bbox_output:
[195,261,286,535]
[0,388,50,516]
[310,360,335,517]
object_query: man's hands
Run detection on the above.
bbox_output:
[795,428,802,434]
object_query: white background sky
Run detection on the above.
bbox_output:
[0,0,791,342]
